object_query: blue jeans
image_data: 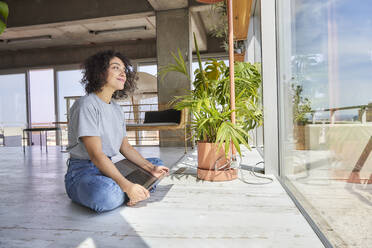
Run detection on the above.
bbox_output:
[64,157,164,213]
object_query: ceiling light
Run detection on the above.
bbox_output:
[89,26,147,35]
[5,35,52,44]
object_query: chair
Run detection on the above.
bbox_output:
[126,108,189,153]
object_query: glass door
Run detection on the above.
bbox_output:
[276,0,372,246]
[29,69,55,145]
[0,72,27,146]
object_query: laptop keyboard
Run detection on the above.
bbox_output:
[126,170,157,188]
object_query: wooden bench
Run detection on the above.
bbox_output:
[126,108,189,153]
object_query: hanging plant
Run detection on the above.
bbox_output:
[209,1,228,51]
[208,1,244,53]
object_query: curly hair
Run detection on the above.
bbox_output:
[81,50,137,99]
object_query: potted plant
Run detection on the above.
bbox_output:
[292,83,312,150]
[160,34,262,181]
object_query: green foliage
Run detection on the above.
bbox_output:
[159,49,190,82]
[208,1,245,54]
[164,34,262,157]
[209,1,228,51]
[292,84,312,125]
[0,1,8,35]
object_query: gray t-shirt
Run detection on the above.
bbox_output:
[67,93,126,159]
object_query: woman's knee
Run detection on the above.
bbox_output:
[146,157,164,166]
[77,176,125,213]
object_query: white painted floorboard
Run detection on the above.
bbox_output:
[0,146,324,248]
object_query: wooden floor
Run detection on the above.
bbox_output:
[0,146,323,248]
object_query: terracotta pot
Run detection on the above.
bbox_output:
[293,124,306,150]
[197,141,238,181]
[234,52,245,62]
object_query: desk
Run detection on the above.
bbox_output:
[22,127,62,153]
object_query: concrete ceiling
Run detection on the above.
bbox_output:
[0,0,223,53]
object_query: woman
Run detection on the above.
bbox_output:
[64,50,169,212]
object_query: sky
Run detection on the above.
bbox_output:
[290,0,372,118]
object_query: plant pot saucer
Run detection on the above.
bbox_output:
[197,167,238,181]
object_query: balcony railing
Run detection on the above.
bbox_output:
[309,104,369,124]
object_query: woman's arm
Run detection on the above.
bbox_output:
[81,136,150,205]
[120,137,169,177]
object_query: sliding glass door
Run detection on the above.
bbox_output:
[277,0,372,246]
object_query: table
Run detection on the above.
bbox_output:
[22,127,62,153]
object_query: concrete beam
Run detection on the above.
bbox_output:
[147,0,188,10]
[0,39,156,70]
[0,36,224,71]
[6,0,153,27]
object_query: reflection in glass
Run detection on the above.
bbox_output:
[252,0,263,153]
[277,0,372,247]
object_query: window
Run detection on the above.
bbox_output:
[277,0,372,246]
[29,69,56,145]
[29,69,55,126]
[0,73,27,146]
[56,69,85,145]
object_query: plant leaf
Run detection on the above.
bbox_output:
[0,20,5,34]
[0,1,8,35]
[0,1,8,21]
[158,48,190,82]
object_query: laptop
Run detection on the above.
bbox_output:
[114,159,165,190]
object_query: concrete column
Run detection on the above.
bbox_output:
[156,8,192,147]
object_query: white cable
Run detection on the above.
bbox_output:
[235,156,274,185]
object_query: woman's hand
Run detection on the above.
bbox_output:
[126,183,150,206]
[151,166,169,178]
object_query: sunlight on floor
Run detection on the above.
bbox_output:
[76,237,96,248]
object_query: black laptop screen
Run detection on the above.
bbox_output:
[114,159,160,190]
